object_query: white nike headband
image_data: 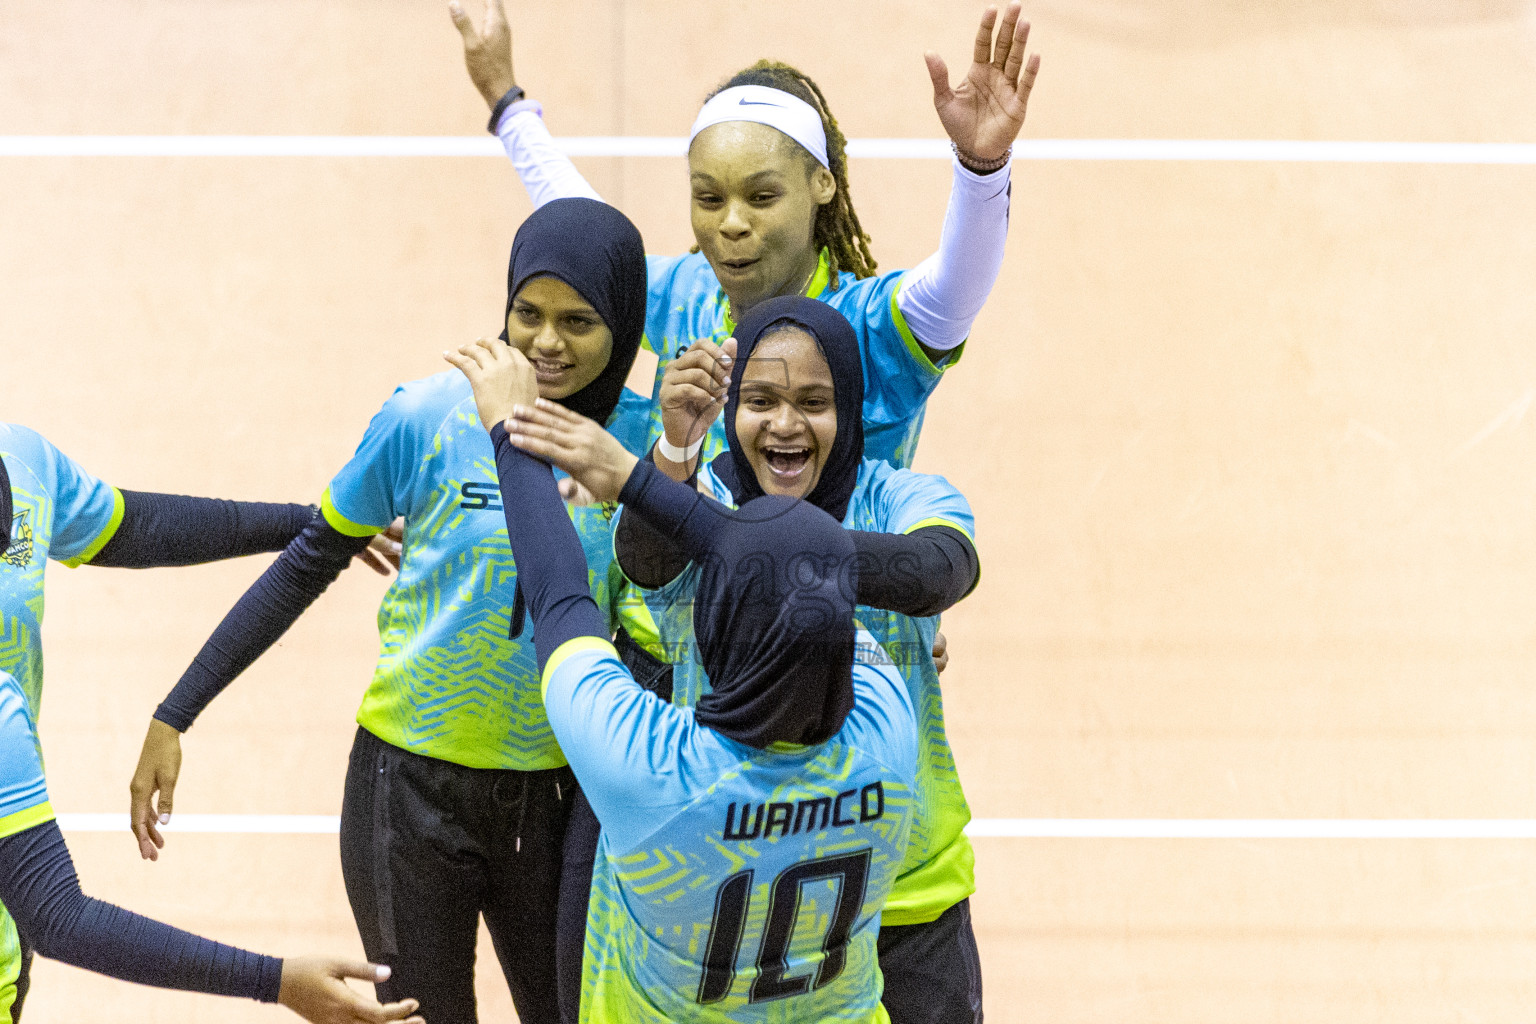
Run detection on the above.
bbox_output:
[688,85,830,169]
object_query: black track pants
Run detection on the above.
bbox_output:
[554,630,671,1024]
[340,726,573,1024]
[877,898,985,1024]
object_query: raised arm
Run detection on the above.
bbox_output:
[449,0,603,208]
[899,2,1041,362]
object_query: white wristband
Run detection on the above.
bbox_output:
[656,434,704,463]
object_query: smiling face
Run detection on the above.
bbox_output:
[688,122,837,317]
[505,275,614,399]
[734,325,838,499]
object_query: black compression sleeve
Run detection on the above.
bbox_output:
[613,480,692,590]
[849,526,978,617]
[0,821,282,1002]
[153,516,371,732]
[90,491,315,568]
[489,424,605,672]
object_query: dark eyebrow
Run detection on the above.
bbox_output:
[689,169,788,186]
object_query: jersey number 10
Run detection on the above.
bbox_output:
[696,848,872,1005]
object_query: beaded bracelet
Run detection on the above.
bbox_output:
[952,141,1011,174]
[486,85,527,134]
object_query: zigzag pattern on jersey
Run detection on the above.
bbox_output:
[0,618,39,722]
[580,748,911,1023]
[854,606,971,886]
[359,460,620,770]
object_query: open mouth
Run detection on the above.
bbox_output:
[532,358,575,381]
[763,445,812,479]
[719,257,759,274]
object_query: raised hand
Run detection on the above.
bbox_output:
[277,958,424,1024]
[129,719,182,861]
[505,399,640,504]
[445,338,540,431]
[657,337,736,476]
[448,0,517,108]
[925,2,1041,164]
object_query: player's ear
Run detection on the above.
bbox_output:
[0,458,11,551]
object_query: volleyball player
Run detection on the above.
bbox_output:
[0,424,421,1023]
[450,334,919,1023]
[500,296,983,1023]
[454,0,1034,463]
[128,198,650,1023]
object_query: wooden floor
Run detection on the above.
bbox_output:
[5,0,1536,1019]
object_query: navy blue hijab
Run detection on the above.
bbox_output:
[712,295,865,521]
[499,197,647,425]
[686,493,858,747]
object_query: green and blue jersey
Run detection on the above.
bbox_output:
[320,372,653,771]
[0,668,53,1020]
[543,633,917,1024]
[623,458,977,926]
[0,424,124,718]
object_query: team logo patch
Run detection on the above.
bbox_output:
[2,510,33,568]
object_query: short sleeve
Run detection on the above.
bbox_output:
[0,673,52,839]
[542,637,725,850]
[33,432,124,567]
[321,386,422,536]
[869,465,975,542]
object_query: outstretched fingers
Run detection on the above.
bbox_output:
[447,0,479,45]
[991,2,1021,71]
[1002,16,1030,83]
[972,5,998,66]
[924,51,953,106]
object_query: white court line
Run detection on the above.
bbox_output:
[54,814,1536,839]
[3,137,1536,163]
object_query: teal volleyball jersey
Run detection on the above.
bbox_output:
[0,668,57,1019]
[0,424,124,717]
[623,458,977,926]
[638,252,959,471]
[321,372,648,770]
[543,634,917,1024]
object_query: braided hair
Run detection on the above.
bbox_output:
[701,60,878,285]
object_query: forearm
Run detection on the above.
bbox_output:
[0,822,281,1001]
[89,491,314,568]
[615,460,723,556]
[489,424,605,669]
[614,450,694,588]
[153,518,369,731]
[850,525,978,617]
[895,158,1013,353]
[497,104,603,209]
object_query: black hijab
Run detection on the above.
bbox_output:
[712,295,864,522]
[688,493,857,748]
[499,197,647,425]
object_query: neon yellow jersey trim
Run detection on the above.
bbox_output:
[880,828,976,926]
[721,248,833,336]
[0,801,53,840]
[540,636,618,699]
[61,487,124,567]
[902,515,975,543]
[320,487,385,538]
[890,274,966,377]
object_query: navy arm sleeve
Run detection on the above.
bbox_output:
[153,516,371,731]
[489,423,606,672]
[0,821,282,1001]
[849,525,979,617]
[91,491,315,568]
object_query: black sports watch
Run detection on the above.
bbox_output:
[487,85,527,134]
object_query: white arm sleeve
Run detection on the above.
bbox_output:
[496,103,604,209]
[895,157,1012,353]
